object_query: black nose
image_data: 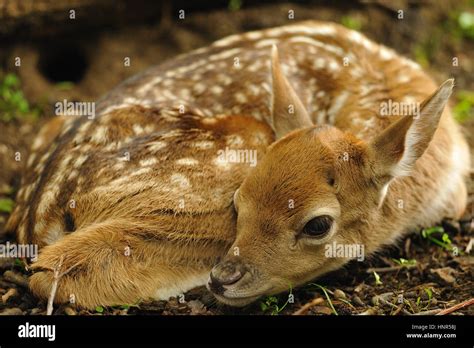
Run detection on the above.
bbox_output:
[208,260,246,295]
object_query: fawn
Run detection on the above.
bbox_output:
[5,21,470,308]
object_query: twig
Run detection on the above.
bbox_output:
[366,265,415,274]
[292,297,324,315]
[373,295,412,315]
[1,288,18,303]
[466,238,473,254]
[46,255,64,316]
[392,303,404,316]
[414,309,442,315]
[436,298,474,315]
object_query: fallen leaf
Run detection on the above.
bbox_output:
[430,267,457,284]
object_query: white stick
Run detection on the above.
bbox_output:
[46,255,64,316]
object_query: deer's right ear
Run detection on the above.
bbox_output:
[270,45,312,139]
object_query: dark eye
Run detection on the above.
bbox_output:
[302,215,333,238]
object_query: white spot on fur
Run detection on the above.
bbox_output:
[288,36,345,56]
[139,158,158,167]
[217,74,233,85]
[213,157,232,170]
[31,137,45,151]
[210,86,223,95]
[255,38,280,48]
[314,58,326,69]
[170,173,191,188]
[133,124,145,135]
[248,84,261,96]
[379,47,395,61]
[201,117,217,125]
[226,135,244,146]
[327,91,350,124]
[234,92,248,104]
[193,141,214,149]
[131,167,152,176]
[27,153,37,168]
[68,170,79,181]
[91,126,108,144]
[113,161,126,170]
[328,60,339,72]
[148,141,168,152]
[175,158,199,166]
[73,154,88,168]
[193,83,207,94]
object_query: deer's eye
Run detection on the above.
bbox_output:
[302,215,333,238]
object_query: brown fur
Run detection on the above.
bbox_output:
[5,21,469,308]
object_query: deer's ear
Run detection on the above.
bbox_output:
[369,79,454,180]
[270,45,312,139]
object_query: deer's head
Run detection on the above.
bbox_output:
[207,46,454,306]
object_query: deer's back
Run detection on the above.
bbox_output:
[8,21,466,247]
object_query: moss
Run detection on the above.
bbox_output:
[453,90,474,123]
[0,198,14,213]
[340,15,362,31]
[228,0,242,12]
[0,73,40,122]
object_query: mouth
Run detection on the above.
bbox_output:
[211,292,263,307]
[206,275,272,307]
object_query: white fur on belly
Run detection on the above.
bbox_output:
[153,271,209,300]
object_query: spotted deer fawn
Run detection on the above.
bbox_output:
[5,21,469,308]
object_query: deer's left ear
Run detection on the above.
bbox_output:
[368,79,454,180]
[270,45,312,139]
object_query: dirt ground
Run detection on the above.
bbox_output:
[0,1,473,315]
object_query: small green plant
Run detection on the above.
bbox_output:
[412,43,431,68]
[95,306,104,313]
[14,258,27,272]
[309,283,338,315]
[0,73,38,122]
[0,198,14,213]
[404,298,416,314]
[260,285,293,315]
[441,9,474,45]
[373,271,383,286]
[228,0,242,12]
[416,287,433,311]
[340,16,362,31]
[392,258,417,267]
[422,287,433,310]
[453,90,474,123]
[457,11,474,39]
[421,226,458,253]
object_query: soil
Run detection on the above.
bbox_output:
[0,0,472,315]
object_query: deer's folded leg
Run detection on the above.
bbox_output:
[29,218,210,309]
